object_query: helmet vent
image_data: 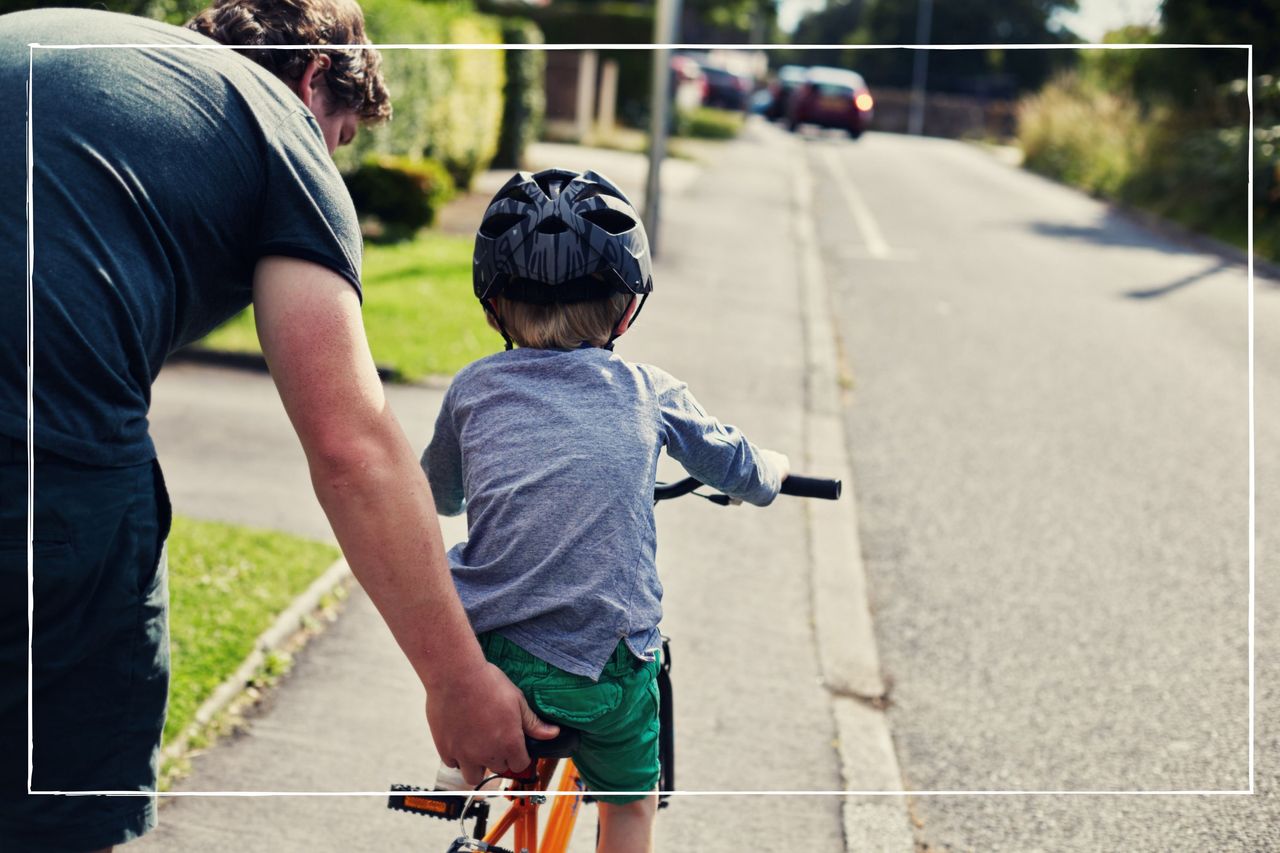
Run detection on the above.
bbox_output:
[575,184,627,203]
[535,216,570,235]
[502,185,536,204]
[479,213,524,238]
[534,172,570,200]
[580,208,636,235]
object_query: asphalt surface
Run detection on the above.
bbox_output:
[799,126,1276,848]
[136,135,855,851]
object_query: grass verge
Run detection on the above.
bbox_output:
[540,122,697,160]
[200,231,498,380]
[678,107,746,140]
[164,516,340,750]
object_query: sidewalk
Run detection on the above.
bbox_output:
[137,123,908,851]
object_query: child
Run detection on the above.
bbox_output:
[421,167,789,853]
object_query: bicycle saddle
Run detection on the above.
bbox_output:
[525,727,581,760]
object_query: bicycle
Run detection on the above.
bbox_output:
[388,473,842,853]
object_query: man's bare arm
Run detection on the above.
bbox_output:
[251,256,555,782]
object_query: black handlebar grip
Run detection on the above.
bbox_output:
[780,475,842,500]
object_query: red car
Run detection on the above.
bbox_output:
[786,66,875,139]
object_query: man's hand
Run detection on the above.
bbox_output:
[427,663,560,785]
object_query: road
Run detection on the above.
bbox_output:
[800,126,1276,848]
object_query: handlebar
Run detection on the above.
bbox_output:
[779,475,842,500]
[654,475,841,503]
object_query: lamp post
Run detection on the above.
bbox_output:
[908,0,933,136]
[643,0,683,257]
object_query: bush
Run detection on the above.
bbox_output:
[1017,68,1280,260]
[1018,73,1153,199]
[492,18,546,170]
[1252,75,1280,260]
[338,0,505,191]
[678,106,745,140]
[343,155,456,243]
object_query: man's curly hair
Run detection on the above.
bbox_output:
[188,0,391,123]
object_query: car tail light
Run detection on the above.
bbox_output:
[855,92,874,112]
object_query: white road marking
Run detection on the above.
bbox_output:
[822,144,893,260]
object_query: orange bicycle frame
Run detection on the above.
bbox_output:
[482,756,586,853]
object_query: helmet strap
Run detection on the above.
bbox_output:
[604,292,649,351]
[481,298,515,351]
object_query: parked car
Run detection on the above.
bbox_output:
[763,64,808,121]
[670,54,707,115]
[786,66,875,138]
[700,65,752,111]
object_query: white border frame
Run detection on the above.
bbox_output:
[24,39,1254,799]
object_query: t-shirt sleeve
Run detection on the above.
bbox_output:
[255,111,362,298]
[422,388,467,517]
[648,366,788,507]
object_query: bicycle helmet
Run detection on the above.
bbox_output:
[473,169,653,348]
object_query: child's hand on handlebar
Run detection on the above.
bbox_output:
[770,450,792,483]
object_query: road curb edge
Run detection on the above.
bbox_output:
[792,136,915,853]
[161,556,353,767]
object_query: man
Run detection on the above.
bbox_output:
[0,2,554,850]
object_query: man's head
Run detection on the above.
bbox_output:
[188,0,390,153]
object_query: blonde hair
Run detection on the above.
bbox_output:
[489,292,634,350]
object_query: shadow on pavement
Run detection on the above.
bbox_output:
[1123,257,1236,300]
[1028,209,1279,297]
[1029,211,1206,255]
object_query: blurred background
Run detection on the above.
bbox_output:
[5,0,1273,265]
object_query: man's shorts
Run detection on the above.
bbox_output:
[478,632,660,804]
[0,443,171,852]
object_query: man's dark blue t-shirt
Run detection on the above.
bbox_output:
[0,8,363,466]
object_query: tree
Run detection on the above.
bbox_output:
[1160,0,1279,71]
[787,0,1079,94]
[1149,0,1278,107]
[683,0,779,41]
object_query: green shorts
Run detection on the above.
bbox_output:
[478,632,660,804]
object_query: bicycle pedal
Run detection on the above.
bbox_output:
[387,784,466,820]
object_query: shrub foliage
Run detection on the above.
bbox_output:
[677,107,745,141]
[338,0,506,192]
[492,18,546,169]
[1018,46,1277,259]
[343,155,456,243]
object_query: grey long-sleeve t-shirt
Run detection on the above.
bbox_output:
[422,346,786,680]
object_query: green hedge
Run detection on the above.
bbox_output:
[492,18,546,170]
[343,154,456,242]
[339,0,505,191]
